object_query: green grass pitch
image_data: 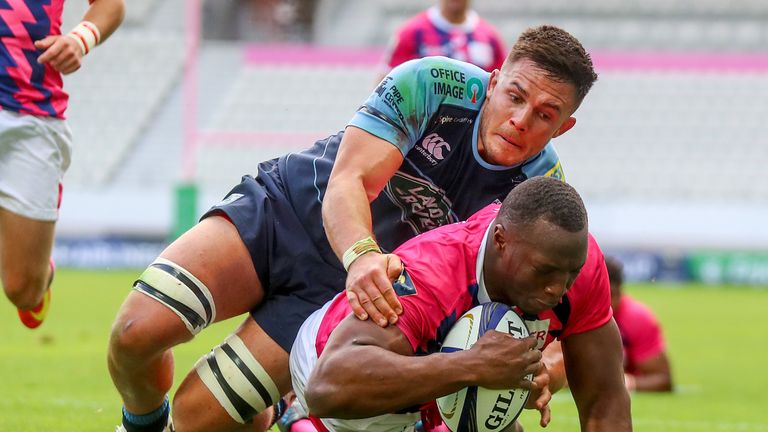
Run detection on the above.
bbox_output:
[0,270,766,431]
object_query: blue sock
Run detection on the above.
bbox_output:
[122,396,170,432]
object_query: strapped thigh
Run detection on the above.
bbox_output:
[133,257,216,335]
[195,333,281,424]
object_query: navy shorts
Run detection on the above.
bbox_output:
[202,174,346,352]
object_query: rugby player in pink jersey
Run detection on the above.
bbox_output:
[0,0,124,329]
[606,256,673,392]
[287,177,631,432]
[378,0,506,81]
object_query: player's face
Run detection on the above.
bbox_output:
[478,59,578,166]
[487,219,587,315]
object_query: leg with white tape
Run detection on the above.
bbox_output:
[172,317,292,432]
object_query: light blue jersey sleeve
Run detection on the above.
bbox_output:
[521,142,565,181]
[348,56,489,156]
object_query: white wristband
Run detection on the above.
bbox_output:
[66,21,101,56]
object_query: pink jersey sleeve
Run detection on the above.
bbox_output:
[560,234,613,338]
[617,296,666,366]
[394,245,476,353]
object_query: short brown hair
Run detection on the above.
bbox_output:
[507,25,598,106]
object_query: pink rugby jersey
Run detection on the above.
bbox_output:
[0,0,68,118]
[614,295,666,374]
[315,203,612,358]
[308,203,612,430]
[383,6,506,73]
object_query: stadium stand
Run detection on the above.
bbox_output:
[63,32,185,185]
[316,0,768,51]
[60,0,185,186]
[54,0,768,252]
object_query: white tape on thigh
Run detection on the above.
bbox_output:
[133,257,216,335]
[195,334,281,424]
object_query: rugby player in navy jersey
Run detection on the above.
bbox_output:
[107,25,600,432]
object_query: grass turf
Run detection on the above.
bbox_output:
[0,270,766,431]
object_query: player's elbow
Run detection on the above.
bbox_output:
[304,379,345,418]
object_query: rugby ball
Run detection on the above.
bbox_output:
[436,302,531,432]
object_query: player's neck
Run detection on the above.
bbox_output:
[440,8,467,24]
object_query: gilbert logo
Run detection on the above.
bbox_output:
[420,133,451,160]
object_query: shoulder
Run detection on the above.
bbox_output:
[521,143,565,180]
[398,56,491,106]
[584,234,607,279]
[391,55,488,79]
[619,295,659,325]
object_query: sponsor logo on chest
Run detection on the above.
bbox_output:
[385,171,458,234]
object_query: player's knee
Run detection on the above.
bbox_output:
[3,271,46,309]
[108,312,163,364]
[194,334,282,426]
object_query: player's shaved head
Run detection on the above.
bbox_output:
[499,176,587,234]
[485,177,589,314]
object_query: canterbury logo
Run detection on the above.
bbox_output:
[421,133,451,160]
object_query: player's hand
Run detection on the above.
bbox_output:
[345,252,403,327]
[525,363,553,427]
[35,35,84,74]
[469,332,542,390]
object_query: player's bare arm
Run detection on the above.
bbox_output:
[629,351,673,392]
[323,126,406,326]
[36,0,125,74]
[563,319,632,432]
[304,314,542,419]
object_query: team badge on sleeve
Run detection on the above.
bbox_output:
[393,269,417,296]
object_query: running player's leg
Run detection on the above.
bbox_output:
[172,317,289,432]
[0,208,55,310]
[108,215,265,430]
[0,111,70,328]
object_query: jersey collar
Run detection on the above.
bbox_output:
[428,6,479,33]
[475,221,493,304]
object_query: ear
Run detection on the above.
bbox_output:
[486,69,500,99]
[552,116,576,139]
[492,223,507,252]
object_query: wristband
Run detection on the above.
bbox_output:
[66,21,101,56]
[342,236,382,271]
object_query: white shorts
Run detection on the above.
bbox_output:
[289,301,420,432]
[0,110,72,221]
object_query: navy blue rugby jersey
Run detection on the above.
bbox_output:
[259,56,564,261]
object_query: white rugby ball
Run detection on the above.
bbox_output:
[436,302,531,432]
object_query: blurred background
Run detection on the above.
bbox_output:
[2,1,766,431]
[55,0,768,286]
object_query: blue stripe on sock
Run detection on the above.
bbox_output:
[123,396,169,426]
